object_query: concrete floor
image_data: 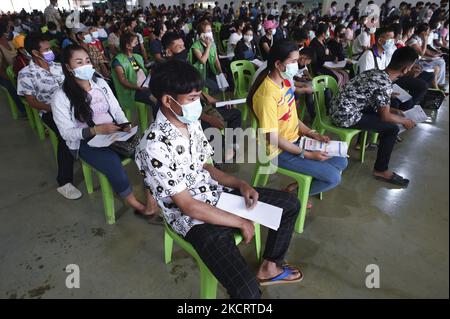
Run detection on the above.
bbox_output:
[0,94,448,299]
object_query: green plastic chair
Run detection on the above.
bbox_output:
[49,39,59,50]
[221,39,229,55]
[230,60,256,127]
[0,84,19,120]
[250,113,320,233]
[81,158,132,225]
[252,160,313,234]
[311,75,368,162]
[6,66,36,130]
[32,108,46,140]
[297,94,307,122]
[164,222,243,299]
[110,68,149,135]
[213,22,222,34]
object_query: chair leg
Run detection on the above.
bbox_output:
[98,172,115,225]
[294,179,312,234]
[240,104,249,127]
[24,103,35,130]
[371,132,379,144]
[360,131,368,163]
[5,91,19,120]
[199,261,218,299]
[164,230,174,264]
[254,223,261,261]
[32,109,45,140]
[48,129,58,162]
[81,162,94,194]
[136,102,148,135]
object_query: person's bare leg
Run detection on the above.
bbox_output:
[373,170,394,179]
[142,189,159,215]
[256,260,302,281]
[124,193,146,212]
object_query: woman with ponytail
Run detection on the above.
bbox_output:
[51,45,160,221]
[247,40,348,205]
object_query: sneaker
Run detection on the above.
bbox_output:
[57,183,82,200]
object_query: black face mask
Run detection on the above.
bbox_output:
[172,49,188,62]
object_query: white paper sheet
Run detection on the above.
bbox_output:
[216,73,230,91]
[251,59,264,68]
[216,193,283,231]
[398,105,429,134]
[392,84,412,103]
[324,61,347,69]
[141,74,151,88]
[215,98,247,108]
[300,136,349,158]
[88,126,138,147]
[219,53,235,59]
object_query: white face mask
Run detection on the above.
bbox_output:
[170,97,202,124]
[203,31,214,41]
[283,21,288,27]
[271,29,277,35]
[244,35,253,43]
[257,25,262,31]
[280,62,299,80]
[73,64,95,80]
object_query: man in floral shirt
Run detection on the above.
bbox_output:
[135,60,303,299]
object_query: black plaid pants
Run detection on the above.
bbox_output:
[184,187,300,299]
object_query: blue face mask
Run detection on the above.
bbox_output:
[73,64,95,80]
[83,34,93,44]
[382,39,395,51]
[169,96,202,124]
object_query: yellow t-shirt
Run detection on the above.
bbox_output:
[253,76,300,158]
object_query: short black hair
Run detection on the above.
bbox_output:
[0,21,10,35]
[387,46,419,70]
[299,47,316,63]
[24,33,47,55]
[119,32,137,52]
[375,26,395,40]
[150,60,204,101]
[161,31,182,50]
[293,28,309,42]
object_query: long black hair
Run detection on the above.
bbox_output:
[61,44,93,124]
[246,40,298,115]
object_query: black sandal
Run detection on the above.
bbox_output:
[374,172,410,187]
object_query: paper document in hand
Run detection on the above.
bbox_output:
[216,73,230,91]
[216,192,283,231]
[300,136,348,157]
[88,126,138,148]
[398,105,429,134]
[324,61,347,69]
[392,84,412,103]
[215,98,247,108]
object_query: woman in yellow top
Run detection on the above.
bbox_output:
[247,40,348,201]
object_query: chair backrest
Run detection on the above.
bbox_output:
[312,75,339,123]
[213,22,222,34]
[222,39,229,54]
[230,60,256,98]
[6,65,17,89]
[346,41,353,58]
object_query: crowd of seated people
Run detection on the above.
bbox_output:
[0,0,448,299]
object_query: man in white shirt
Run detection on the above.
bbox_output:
[17,34,81,200]
[44,0,62,31]
[358,27,394,73]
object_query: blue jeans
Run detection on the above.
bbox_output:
[79,141,132,198]
[275,150,348,195]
